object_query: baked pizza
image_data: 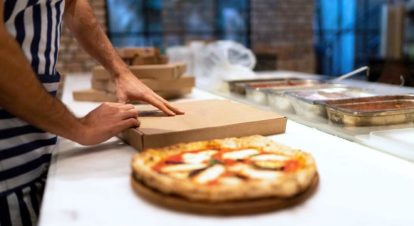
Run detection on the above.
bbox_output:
[131,135,318,203]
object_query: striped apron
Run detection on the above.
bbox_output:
[1,0,65,225]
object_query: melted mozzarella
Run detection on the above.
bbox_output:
[222,149,259,160]
[194,165,225,184]
[229,164,281,181]
[168,172,189,180]
[182,150,217,164]
[161,163,207,173]
[251,154,289,162]
[242,168,282,180]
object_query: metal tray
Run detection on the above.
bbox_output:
[228,78,303,95]
[266,84,345,113]
[286,87,374,119]
[326,95,414,126]
[245,79,327,105]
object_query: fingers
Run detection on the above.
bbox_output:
[120,104,136,110]
[120,118,140,129]
[153,94,185,115]
[100,102,138,120]
[146,96,176,116]
[120,108,139,120]
[143,93,184,116]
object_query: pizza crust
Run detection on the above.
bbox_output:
[131,135,318,202]
[131,173,319,215]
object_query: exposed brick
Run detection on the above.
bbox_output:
[57,0,106,73]
[251,0,315,72]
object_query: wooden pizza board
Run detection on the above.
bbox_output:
[131,174,319,215]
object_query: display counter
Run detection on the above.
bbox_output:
[39,73,414,226]
[201,71,414,162]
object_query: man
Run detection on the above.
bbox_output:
[0,0,183,225]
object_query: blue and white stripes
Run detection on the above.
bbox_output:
[1,0,65,225]
[4,0,64,75]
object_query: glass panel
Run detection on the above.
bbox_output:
[107,0,250,48]
[218,0,249,45]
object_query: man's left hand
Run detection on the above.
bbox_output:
[115,72,184,116]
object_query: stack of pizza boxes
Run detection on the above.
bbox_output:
[73,47,195,102]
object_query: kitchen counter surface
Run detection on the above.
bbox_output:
[39,74,414,226]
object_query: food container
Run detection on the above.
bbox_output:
[326,95,414,126]
[245,79,327,105]
[266,84,345,113]
[286,87,374,119]
[228,78,303,95]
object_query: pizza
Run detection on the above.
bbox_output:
[131,135,318,203]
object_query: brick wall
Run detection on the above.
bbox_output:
[251,0,315,73]
[56,0,107,73]
[162,0,216,46]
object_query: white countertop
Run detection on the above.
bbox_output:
[39,74,414,226]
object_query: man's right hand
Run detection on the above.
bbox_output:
[75,102,140,145]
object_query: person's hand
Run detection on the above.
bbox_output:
[115,71,184,116]
[76,102,140,145]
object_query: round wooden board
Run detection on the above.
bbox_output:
[131,174,319,215]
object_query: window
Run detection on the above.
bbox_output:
[315,0,410,76]
[106,0,250,48]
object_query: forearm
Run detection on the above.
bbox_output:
[0,30,84,142]
[64,0,129,77]
[62,0,184,116]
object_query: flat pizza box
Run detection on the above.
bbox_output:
[91,76,195,93]
[73,89,117,102]
[73,88,192,102]
[116,47,169,65]
[92,63,187,80]
[122,99,287,151]
[117,47,160,59]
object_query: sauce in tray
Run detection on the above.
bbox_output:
[335,100,414,112]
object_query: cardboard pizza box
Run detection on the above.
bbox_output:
[92,76,195,93]
[131,56,160,65]
[92,63,187,80]
[91,79,108,91]
[140,76,195,91]
[158,55,169,64]
[73,88,192,102]
[156,88,192,99]
[73,89,117,102]
[116,47,169,65]
[122,99,287,151]
[117,47,160,59]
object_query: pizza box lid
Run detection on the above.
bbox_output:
[72,88,193,102]
[92,63,186,80]
[117,47,160,59]
[92,76,195,93]
[122,99,287,151]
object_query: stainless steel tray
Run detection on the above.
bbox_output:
[326,95,414,126]
[245,79,327,105]
[286,87,374,119]
[266,84,345,113]
[228,78,303,95]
